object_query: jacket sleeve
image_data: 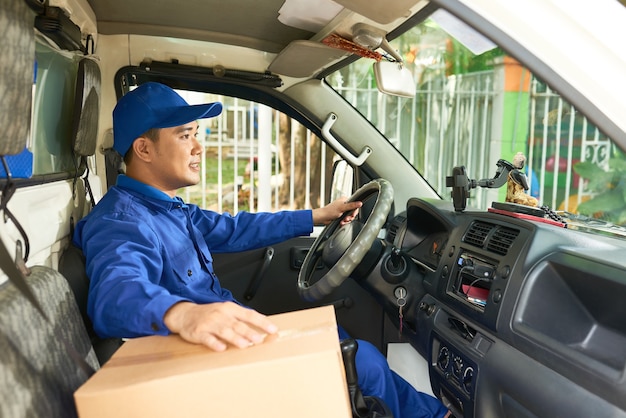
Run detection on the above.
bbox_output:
[194,208,314,253]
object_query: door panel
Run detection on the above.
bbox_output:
[212,236,386,351]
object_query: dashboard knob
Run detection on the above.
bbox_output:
[453,355,464,378]
[463,367,474,393]
[437,346,450,370]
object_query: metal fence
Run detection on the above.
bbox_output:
[334,68,610,212]
[527,80,611,212]
[179,95,334,214]
[334,69,496,209]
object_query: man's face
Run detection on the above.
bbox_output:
[149,121,203,194]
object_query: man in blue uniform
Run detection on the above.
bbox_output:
[73,82,449,418]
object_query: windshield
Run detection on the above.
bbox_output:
[327,10,625,239]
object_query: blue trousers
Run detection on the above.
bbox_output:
[338,327,448,418]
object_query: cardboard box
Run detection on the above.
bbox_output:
[74,306,351,418]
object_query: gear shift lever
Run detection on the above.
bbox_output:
[341,338,369,416]
[341,338,394,418]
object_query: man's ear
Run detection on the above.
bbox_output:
[131,137,153,162]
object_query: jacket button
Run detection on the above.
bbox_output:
[151,322,159,331]
[187,269,193,277]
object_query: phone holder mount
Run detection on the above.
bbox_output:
[446,159,515,212]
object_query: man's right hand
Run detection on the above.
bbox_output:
[163,301,278,351]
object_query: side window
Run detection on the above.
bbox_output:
[175,91,343,213]
[31,40,79,175]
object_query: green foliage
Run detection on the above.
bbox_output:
[444,38,505,75]
[574,153,626,224]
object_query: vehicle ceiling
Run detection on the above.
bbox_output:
[85,0,314,54]
[85,0,422,54]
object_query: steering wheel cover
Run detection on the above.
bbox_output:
[297,178,394,301]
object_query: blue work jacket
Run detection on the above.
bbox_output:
[73,175,313,339]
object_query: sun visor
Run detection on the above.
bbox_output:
[268,40,348,78]
[333,0,417,24]
[278,0,344,32]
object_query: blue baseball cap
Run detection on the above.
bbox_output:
[113,82,223,157]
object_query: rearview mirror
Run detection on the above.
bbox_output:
[373,61,416,98]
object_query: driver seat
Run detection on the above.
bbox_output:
[58,244,124,364]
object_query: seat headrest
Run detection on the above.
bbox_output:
[72,58,101,158]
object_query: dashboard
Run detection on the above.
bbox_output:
[379,198,626,418]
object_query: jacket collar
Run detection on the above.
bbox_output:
[116,174,186,208]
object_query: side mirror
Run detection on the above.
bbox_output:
[330,159,354,202]
[373,61,416,98]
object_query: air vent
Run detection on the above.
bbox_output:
[463,221,494,247]
[487,226,519,255]
[463,221,520,255]
[386,214,406,243]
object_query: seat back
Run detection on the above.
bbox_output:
[0,266,99,418]
[59,244,124,365]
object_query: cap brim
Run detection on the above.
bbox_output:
[153,102,223,129]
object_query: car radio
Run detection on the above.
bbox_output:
[442,250,507,331]
[450,252,497,311]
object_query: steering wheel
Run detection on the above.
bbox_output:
[297,178,394,301]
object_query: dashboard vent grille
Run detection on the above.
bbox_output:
[487,226,520,255]
[463,221,520,255]
[386,214,406,243]
[463,221,493,247]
